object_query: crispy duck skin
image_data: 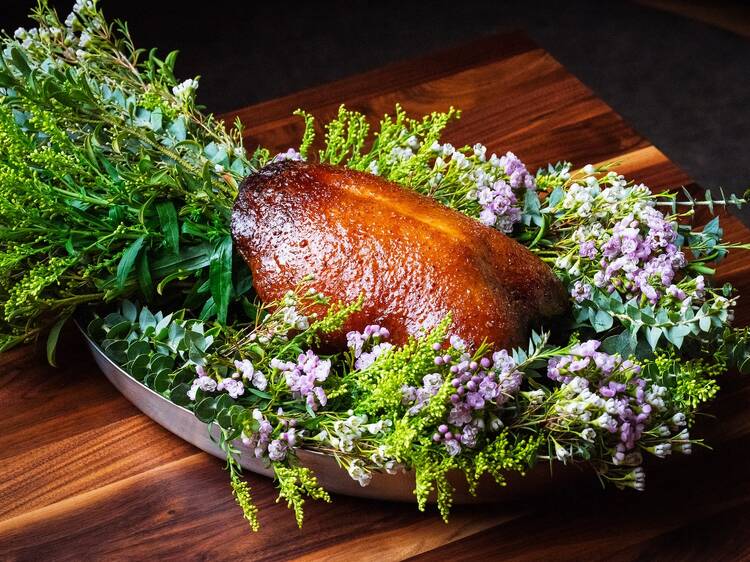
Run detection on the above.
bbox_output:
[231,161,568,350]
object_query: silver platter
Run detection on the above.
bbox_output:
[79,323,574,503]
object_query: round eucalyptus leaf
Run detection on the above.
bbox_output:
[128,354,150,381]
[127,340,151,362]
[214,393,235,412]
[152,370,172,393]
[215,406,234,429]
[103,339,128,363]
[150,353,175,373]
[169,383,192,407]
[171,367,195,387]
[194,396,217,424]
[107,320,132,339]
[87,317,106,340]
[103,312,127,327]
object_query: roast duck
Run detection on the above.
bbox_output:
[231,160,567,350]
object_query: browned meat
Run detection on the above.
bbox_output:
[231,161,567,350]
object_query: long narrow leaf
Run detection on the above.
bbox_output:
[116,236,145,289]
[156,200,180,254]
[46,312,71,366]
[209,236,233,323]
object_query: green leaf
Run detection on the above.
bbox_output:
[107,320,132,339]
[199,297,217,320]
[103,339,128,363]
[153,370,172,393]
[601,330,632,356]
[209,236,233,324]
[139,307,157,333]
[46,313,70,367]
[129,354,150,380]
[127,341,151,361]
[195,396,218,423]
[116,236,145,289]
[150,353,175,373]
[170,383,192,407]
[592,309,614,332]
[10,47,31,77]
[137,250,154,301]
[646,326,662,350]
[87,317,106,341]
[156,201,180,254]
[121,300,138,322]
[247,387,272,400]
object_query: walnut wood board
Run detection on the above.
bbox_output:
[2,32,750,561]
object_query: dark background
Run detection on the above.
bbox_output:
[3,1,749,210]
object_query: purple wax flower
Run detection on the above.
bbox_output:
[275,350,331,411]
[272,148,304,162]
[217,377,244,399]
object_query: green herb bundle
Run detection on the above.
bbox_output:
[0,0,265,357]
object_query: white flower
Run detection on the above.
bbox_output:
[79,31,91,47]
[234,359,267,391]
[581,427,596,442]
[554,442,571,463]
[593,412,616,431]
[441,143,455,157]
[655,425,671,438]
[525,389,545,405]
[281,305,309,330]
[650,443,672,458]
[14,28,27,40]
[473,143,487,161]
[347,459,372,487]
[449,335,466,352]
[172,78,198,100]
[630,467,646,491]
[671,413,687,428]
[73,0,94,14]
[451,151,468,168]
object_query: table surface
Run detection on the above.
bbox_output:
[3,32,750,561]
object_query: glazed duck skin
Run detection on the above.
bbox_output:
[231,161,568,349]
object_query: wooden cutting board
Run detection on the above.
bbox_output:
[2,32,750,561]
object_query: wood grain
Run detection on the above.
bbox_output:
[2,32,749,561]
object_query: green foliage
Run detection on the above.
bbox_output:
[352,317,450,415]
[471,431,541,487]
[274,466,331,528]
[0,1,258,354]
[643,352,722,411]
[412,450,456,520]
[230,468,261,532]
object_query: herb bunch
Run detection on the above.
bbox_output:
[0,0,264,357]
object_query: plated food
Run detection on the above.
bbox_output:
[3,0,750,535]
